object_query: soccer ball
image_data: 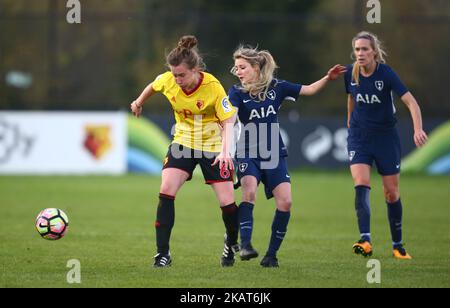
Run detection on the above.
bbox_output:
[35,208,69,240]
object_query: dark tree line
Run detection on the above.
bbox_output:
[0,0,449,117]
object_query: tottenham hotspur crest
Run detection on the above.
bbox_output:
[239,163,248,173]
[349,151,356,162]
[375,81,384,91]
[267,90,276,100]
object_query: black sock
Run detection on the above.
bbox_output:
[155,194,175,255]
[239,202,255,248]
[387,198,403,248]
[221,203,239,246]
[266,209,291,257]
[355,185,371,242]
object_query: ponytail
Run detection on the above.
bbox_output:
[231,46,278,101]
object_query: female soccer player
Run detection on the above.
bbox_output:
[345,31,428,259]
[131,36,240,267]
[228,46,346,267]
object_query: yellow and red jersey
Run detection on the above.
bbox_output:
[152,71,235,152]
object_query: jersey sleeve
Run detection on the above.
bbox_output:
[228,86,242,109]
[281,80,302,101]
[215,83,236,122]
[387,67,408,97]
[344,66,352,94]
[151,72,171,92]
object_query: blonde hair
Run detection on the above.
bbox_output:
[351,31,387,85]
[166,35,206,70]
[231,46,278,101]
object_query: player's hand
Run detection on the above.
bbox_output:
[212,152,234,172]
[414,129,428,148]
[131,100,143,118]
[327,64,347,80]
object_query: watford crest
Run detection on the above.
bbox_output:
[83,125,112,159]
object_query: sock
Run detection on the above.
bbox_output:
[387,198,403,248]
[266,209,291,257]
[355,185,371,242]
[238,202,254,248]
[221,203,239,246]
[155,194,175,255]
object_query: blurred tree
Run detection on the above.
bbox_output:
[304,0,450,118]
[0,0,448,118]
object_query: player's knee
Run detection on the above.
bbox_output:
[276,199,292,212]
[384,188,399,203]
[242,191,257,204]
[353,177,371,187]
[218,197,235,208]
[160,183,176,197]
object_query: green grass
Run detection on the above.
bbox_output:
[1,172,449,288]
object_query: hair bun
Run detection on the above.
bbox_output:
[178,35,198,50]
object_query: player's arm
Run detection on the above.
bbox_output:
[213,113,237,171]
[401,92,428,147]
[131,82,157,118]
[300,64,347,96]
[347,94,354,128]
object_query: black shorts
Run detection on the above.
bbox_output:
[162,143,233,184]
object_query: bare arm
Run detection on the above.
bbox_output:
[300,75,330,96]
[130,82,157,118]
[212,112,237,171]
[347,94,354,128]
[300,64,347,96]
[401,92,428,147]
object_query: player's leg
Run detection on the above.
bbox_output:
[207,165,239,248]
[212,181,239,248]
[154,145,195,267]
[201,154,239,267]
[154,168,191,267]
[382,174,411,259]
[239,175,259,261]
[211,181,240,267]
[350,163,373,257]
[348,129,374,256]
[259,159,292,267]
[260,182,292,268]
[376,130,411,259]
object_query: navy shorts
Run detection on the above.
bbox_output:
[235,157,291,199]
[347,128,402,176]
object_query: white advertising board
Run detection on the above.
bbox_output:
[0,112,127,174]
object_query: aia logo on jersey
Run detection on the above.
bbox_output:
[196,100,204,110]
[249,105,277,120]
[356,93,381,104]
[375,81,384,91]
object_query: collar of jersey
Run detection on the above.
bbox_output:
[182,72,204,96]
[359,63,380,79]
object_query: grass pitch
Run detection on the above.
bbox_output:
[1,171,449,288]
